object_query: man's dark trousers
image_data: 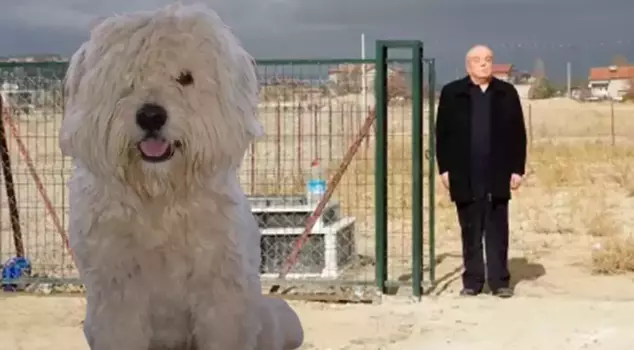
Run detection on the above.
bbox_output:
[456,196,510,292]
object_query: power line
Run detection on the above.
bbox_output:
[423,38,634,52]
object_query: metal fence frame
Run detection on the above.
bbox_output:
[0,41,437,299]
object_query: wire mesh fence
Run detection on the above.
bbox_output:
[4,52,634,296]
[0,62,73,289]
[0,58,437,294]
[246,58,429,287]
[522,99,634,146]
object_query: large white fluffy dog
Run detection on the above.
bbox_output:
[60,3,303,349]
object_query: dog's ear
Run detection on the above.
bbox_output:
[60,43,88,156]
[63,43,87,107]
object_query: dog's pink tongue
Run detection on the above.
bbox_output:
[139,139,169,156]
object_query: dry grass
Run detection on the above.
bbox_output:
[591,236,634,274]
[523,137,634,273]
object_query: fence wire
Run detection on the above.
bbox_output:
[250,59,419,285]
[0,60,432,293]
[0,62,74,287]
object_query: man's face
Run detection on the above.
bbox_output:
[466,47,493,80]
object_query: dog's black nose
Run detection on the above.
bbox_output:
[136,103,168,132]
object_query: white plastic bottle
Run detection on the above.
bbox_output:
[306,158,327,206]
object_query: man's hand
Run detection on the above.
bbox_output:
[440,172,449,190]
[510,173,523,190]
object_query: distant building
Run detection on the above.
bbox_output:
[588,65,634,99]
[491,64,536,99]
[492,64,515,82]
[327,63,406,102]
[0,54,66,63]
[327,64,401,87]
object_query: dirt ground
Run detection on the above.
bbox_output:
[2,235,634,350]
[2,284,634,350]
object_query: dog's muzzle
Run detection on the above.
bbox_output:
[135,103,182,163]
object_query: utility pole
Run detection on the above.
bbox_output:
[566,62,572,98]
[361,33,367,111]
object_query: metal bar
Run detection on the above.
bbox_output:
[411,44,424,300]
[427,58,437,284]
[376,40,425,49]
[0,96,24,257]
[374,42,389,293]
[255,58,413,65]
[266,293,374,304]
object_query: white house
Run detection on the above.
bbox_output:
[492,63,535,99]
[492,64,515,82]
[588,65,634,99]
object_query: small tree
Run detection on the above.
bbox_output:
[319,83,331,97]
[533,57,546,79]
[624,79,634,101]
[528,57,555,99]
[387,72,409,100]
[528,77,556,100]
[332,64,363,95]
[612,55,629,66]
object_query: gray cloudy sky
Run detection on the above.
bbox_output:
[0,0,632,82]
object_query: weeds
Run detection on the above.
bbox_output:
[592,236,634,274]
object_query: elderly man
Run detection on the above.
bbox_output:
[435,45,527,298]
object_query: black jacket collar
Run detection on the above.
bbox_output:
[456,76,505,95]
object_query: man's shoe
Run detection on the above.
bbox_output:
[459,288,479,296]
[492,287,513,298]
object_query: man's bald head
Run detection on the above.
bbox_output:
[466,45,493,61]
[465,45,494,83]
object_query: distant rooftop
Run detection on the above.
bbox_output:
[589,65,634,81]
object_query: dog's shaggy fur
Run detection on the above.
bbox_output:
[60,3,303,349]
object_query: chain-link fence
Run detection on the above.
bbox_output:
[0,62,73,289]
[0,52,437,297]
[245,55,436,293]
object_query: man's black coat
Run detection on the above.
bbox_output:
[435,76,527,203]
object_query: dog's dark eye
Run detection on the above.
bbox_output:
[176,71,194,86]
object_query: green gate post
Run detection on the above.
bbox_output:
[410,44,424,299]
[374,43,389,293]
[427,58,437,284]
[374,40,424,299]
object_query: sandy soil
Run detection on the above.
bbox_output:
[4,220,634,349]
[3,231,634,350]
[2,289,634,350]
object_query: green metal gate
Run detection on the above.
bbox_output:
[373,40,436,299]
[253,40,437,299]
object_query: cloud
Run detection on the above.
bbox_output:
[0,0,296,54]
[0,0,633,82]
[0,0,269,33]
